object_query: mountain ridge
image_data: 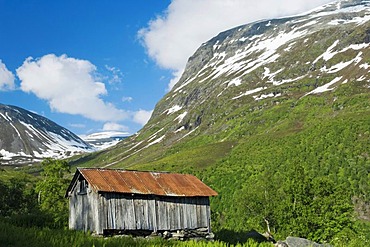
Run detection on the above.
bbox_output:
[0,103,93,166]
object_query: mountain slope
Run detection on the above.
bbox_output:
[75,0,370,170]
[0,104,92,166]
[71,1,370,241]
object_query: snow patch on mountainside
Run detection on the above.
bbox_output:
[82,131,129,140]
[360,63,370,69]
[306,76,343,95]
[210,29,309,81]
[227,78,242,87]
[314,42,369,65]
[175,126,186,133]
[172,1,370,102]
[313,40,340,63]
[312,3,369,19]
[0,149,29,161]
[80,131,129,150]
[233,87,267,100]
[146,135,165,148]
[263,67,284,81]
[254,93,282,101]
[321,52,363,73]
[328,14,370,26]
[166,105,182,115]
[175,112,188,123]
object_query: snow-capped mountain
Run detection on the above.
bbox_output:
[147,0,368,131]
[71,0,370,169]
[80,131,129,150]
[140,0,370,150]
[156,0,370,118]
[0,104,93,166]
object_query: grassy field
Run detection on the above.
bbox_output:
[0,220,273,247]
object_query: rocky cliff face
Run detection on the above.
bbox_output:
[0,104,92,166]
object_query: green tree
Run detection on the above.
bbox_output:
[36,158,70,228]
[307,178,353,242]
[0,176,37,217]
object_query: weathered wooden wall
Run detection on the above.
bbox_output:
[69,179,100,232]
[69,179,211,234]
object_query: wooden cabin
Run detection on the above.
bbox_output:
[65,168,218,236]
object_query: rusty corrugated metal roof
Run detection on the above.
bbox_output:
[76,168,218,197]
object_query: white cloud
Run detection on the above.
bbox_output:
[69,123,86,129]
[122,96,133,102]
[16,54,128,122]
[0,60,15,91]
[105,65,123,84]
[139,0,333,89]
[133,109,153,126]
[103,122,129,131]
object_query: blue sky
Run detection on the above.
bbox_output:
[0,0,333,136]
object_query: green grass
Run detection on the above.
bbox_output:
[0,220,273,247]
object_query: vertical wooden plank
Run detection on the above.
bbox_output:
[168,199,173,230]
[85,190,90,232]
[101,193,108,234]
[192,197,197,229]
[156,199,162,230]
[115,194,123,230]
[186,197,193,229]
[201,197,207,228]
[68,192,75,230]
[172,199,177,230]
[134,198,140,229]
[178,197,184,229]
[164,198,169,230]
[91,191,100,233]
[122,195,134,230]
[158,199,163,230]
[122,196,130,229]
[82,193,87,232]
[114,194,117,229]
[198,197,204,228]
[157,197,168,230]
[143,198,150,230]
[206,203,211,232]
[111,194,115,229]
[152,197,158,232]
[116,195,122,229]
[176,197,182,230]
[106,194,112,229]
[141,198,146,230]
[131,196,136,230]
[146,198,152,230]
[97,193,103,234]
[183,197,188,229]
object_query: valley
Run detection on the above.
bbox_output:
[1,0,370,246]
